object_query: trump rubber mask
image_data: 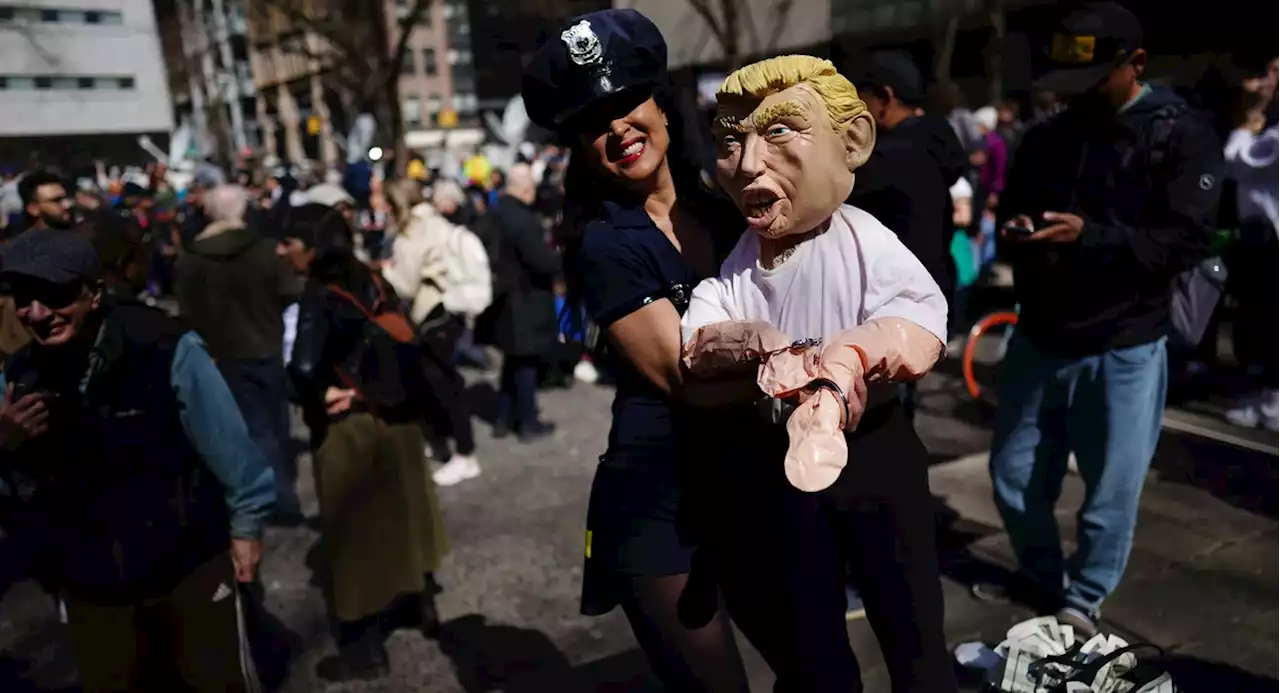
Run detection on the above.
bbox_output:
[712,56,876,239]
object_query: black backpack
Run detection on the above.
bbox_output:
[1146,104,1228,348]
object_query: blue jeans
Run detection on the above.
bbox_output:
[219,355,300,517]
[989,335,1167,611]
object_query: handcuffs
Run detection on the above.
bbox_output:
[753,338,849,427]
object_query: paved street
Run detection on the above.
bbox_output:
[1,363,1276,692]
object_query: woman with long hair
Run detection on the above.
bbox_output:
[523,10,748,692]
[283,203,450,682]
[382,179,481,485]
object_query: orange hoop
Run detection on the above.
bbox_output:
[962,311,1019,401]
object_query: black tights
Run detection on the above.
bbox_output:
[617,573,749,693]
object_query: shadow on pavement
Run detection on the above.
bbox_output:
[436,614,660,693]
[0,621,79,693]
[1150,433,1278,518]
[931,495,1013,593]
[1164,654,1279,693]
[463,382,501,425]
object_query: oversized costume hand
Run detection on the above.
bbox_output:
[683,317,942,493]
[681,320,793,376]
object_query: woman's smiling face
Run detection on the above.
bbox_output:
[574,90,671,188]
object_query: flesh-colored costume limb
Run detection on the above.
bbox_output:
[680,320,793,377]
[683,317,943,492]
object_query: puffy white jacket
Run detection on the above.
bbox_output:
[383,202,452,325]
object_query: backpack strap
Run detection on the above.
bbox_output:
[1146,103,1187,169]
[324,275,390,320]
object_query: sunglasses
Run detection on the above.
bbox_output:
[2,277,89,310]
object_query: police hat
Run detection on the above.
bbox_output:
[522,9,668,132]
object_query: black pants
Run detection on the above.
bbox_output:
[700,402,957,693]
[219,355,299,517]
[65,554,255,693]
[497,355,541,429]
[1229,219,1278,383]
[419,311,476,456]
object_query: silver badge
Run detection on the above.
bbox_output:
[561,20,603,66]
[1199,173,1215,190]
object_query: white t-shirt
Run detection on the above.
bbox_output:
[1224,126,1279,233]
[681,205,948,344]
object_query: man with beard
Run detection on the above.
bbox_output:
[17,170,73,233]
[2,171,75,365]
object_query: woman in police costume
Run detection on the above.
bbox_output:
[523,10,749,692]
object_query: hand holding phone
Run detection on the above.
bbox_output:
[1001,214,1037,237]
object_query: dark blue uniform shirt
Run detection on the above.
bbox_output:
[579,199,701,482]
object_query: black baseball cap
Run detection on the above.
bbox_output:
[1,229,100,286]
[522,9,668,132]
[1034,2,1143,95]
[855,50,926,106]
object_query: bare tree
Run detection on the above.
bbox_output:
[686,0,797,70]
[686,0,741,69]
[247,0,433,172]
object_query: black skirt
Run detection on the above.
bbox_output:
[579,455,694,617]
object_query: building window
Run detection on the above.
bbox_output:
[425,93,442,125]
[422,48,436,76]
[0,74,136,90]
[401,50,416,75]
[403,93,421,125]
[4,5,131,24]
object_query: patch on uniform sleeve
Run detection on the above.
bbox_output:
[1198,174,1215,190]
[585,530,593,559]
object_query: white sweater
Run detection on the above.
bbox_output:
[1224,126,1279,233]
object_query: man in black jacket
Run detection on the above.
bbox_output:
[985,2,1224,637]
[0,229,274,692]
[487,163,559,442]
[176,184,305,524]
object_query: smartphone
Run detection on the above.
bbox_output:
[1003,221,1037,236]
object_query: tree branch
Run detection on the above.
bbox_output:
[685,0,725,46]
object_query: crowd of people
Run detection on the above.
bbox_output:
[0,1,1273,691]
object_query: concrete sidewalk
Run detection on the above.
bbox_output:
[840,431,1278,693]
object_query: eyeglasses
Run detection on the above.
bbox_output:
[37,194,69,206]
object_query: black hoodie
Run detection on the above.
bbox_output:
[175,220,304,361]
[998,85,1225,356]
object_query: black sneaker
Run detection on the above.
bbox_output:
[970,574,1062,614]
[492,421,511,439]
[420,593,442,639]
[517,420,556,442]
[1055,606,1100,641]
[316,639,390,682]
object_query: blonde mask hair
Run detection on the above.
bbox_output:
[717,55,867,133]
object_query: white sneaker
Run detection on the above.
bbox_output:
[1225,389,1280,431]
[1225,400,1260,429]
[1260,389,1279,432]
[432,455,480,486]
[573,359,600,384]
